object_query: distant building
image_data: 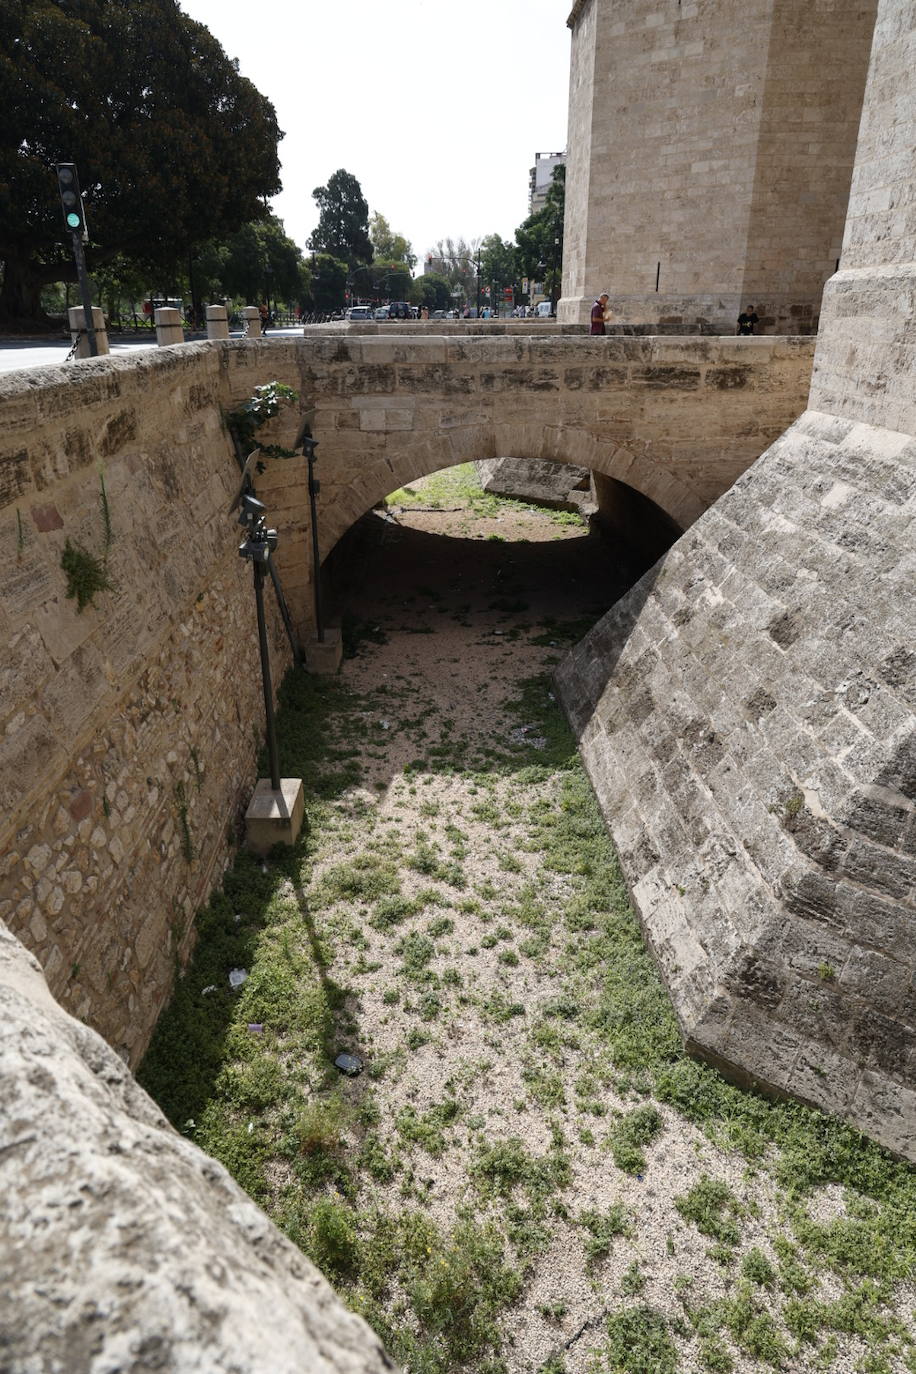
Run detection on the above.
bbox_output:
[528,151,565,215]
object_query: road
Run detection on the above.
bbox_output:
[0,327,305,376]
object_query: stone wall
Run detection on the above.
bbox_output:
[297,333,813,553]
[0,331,810,1066]
[560,0,878,333]
[0,344,303,1064]
[0,921,395,1373]
[556,0,916,1161]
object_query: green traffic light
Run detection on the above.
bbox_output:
[66,212,81,228]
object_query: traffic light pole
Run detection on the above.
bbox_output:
[70,230,98,358]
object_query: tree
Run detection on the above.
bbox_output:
[218,216,303,308]
[307,169,372,270]
[0,0,282,326]
[425,236,481,303]
[479,234,518,305]
[369,212,416,270]
[363,259,412,301]
[411,273,452,312]
[302,253,348,313]
[515,164,566,301]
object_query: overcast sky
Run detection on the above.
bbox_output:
[178,0,571,265]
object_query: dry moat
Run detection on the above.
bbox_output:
[140,467,916,1374]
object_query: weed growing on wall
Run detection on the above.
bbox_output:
[61,538,113,612]
[225,381,300,460]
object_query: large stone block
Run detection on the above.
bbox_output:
[0,922,396,1373]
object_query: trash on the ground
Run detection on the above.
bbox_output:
[201,985,217,996]
[494,630,504,636]
[228,968,248,989]
[247,1121,254,1134]
[334,1053,364,1077]
[261,861,268,874]
[380,720,390,730]
[234,913,242,924]
[508,725,547,750]
[247,1023,264,1034]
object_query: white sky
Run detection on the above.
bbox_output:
[177,0,571,266]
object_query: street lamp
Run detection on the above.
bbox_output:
[237,494,281,792]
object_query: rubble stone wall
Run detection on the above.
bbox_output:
[0,345,300,1064]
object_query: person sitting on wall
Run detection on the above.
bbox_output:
[590,292,610,335]
[737,305,759,335]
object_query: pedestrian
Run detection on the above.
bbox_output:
[590,292,609,335]
[737,304,759,335]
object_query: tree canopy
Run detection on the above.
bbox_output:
[307,169,372,269]
[0,0,283,325]
[479,233,517,298]
[515,164,566,296]
[369,211,415,270]
[301,252,348,314]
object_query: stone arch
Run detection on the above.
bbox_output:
[317,421,703,562]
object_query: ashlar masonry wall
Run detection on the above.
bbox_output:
[560,0,878,333]
[556,0,916,1161]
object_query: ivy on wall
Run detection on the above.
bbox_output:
[225,382,301,465]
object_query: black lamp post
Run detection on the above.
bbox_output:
[301,435,324,643]
[237,494,281,792]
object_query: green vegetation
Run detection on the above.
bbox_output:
[140,520,916,1373]
[61,538,114,612]
[387,462,585,529]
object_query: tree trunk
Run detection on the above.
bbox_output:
[0,255,54,330]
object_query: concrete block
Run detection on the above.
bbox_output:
[304,627,343,674]
[244,777,305,855]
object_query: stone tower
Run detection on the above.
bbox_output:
[559,0,879,334]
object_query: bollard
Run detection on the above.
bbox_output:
[205,304,230,340]
[67,305,110,357]
[155,307,185,346]
[242,306,262,338]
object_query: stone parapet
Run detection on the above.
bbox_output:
[0,921,396,1373]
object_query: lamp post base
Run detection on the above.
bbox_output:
[244,777,305,855]
[304,627,343,674]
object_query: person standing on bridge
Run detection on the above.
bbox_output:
[737,305,759,335]
[590,293,610,335]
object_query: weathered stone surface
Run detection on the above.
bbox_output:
[555,0,916,1161]
[559,0,878,333]
[474,456,594,511]
[0,923,397,1373]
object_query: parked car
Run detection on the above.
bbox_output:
[388,301,411,319]
[431,309,447,319]
[374,305,391,320]
[345,305,373,321]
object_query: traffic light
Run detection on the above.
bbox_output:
[55,163,85,235]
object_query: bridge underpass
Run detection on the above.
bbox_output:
[253,330,815,643]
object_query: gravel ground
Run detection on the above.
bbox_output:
[306,479,915,1374]
[147,469,915,1374]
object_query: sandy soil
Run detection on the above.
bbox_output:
[294,479,915,1374]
